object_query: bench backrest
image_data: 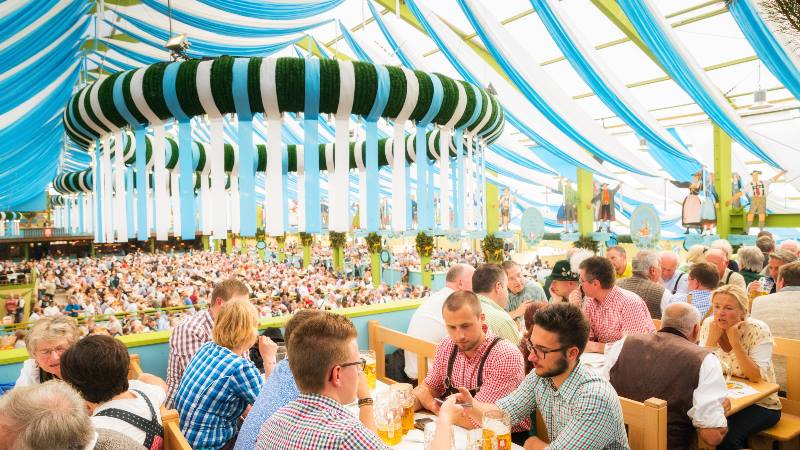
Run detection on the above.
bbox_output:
[160,406,192,450]
[368,320,437,383]
[128,354,143,379]
[773,336,800,415]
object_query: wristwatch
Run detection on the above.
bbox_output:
[357,397,374,407]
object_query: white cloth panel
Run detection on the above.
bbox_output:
[332,60,355,232]
[209,117,227,238]
[170,170,181,237]
[151,124,169,240]
[100,137,114,243]
[113,131,127,241]
[391,68,418,232]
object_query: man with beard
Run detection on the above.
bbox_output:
[412,291,527,439]
[457,303,629,449]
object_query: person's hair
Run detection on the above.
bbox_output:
[757,230,774,241]
[523,302,548,333]
[445,264,469,283]
[685,245,707,265]
[210,278,250,304]
[769,249,798,265]
[710,239,733,257]
[778,261,800,287]
[212,298,259,351]
[661,303,701,336]
[607,246,626,257]
[442,290,482,317]
[25,315,81,356]
[579,256,615,289]
[712,285,749,316]
[756,235,775,254]
[737,246,765,272]
[689,263,720,290]
[532,303,589,355]
[500,260,520,272]
[0,380,93,450]
[631,250,659,275]
[60,335,129,403]
[471,264,506,294]
[287,313,357,393]
[283,309,323,350]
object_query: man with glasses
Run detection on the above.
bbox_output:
[457,303,629,449]
[412,291,527,440]
[255,312,387,449]
[579,257,655,353]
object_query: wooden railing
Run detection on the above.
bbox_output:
[368,319,437,383]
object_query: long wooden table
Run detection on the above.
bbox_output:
[726,377,779,416]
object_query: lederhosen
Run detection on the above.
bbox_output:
[442,336,503,398]
[94,389,164,450]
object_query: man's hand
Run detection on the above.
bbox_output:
[747,280,762,298]
[512,300,531,319]
[722,397,731,416]
[568,289,583,308]
[413,384,440,414]
[438,396,464,427]
[524,436,549,450]
[258,335,278,360]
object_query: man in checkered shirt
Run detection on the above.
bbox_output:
[412,290,528,442]
[458,303,629,449]
[165,279,250,408]
[255,313,388,449]
[579,256,655,354]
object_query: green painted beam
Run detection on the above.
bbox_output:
[486,170,500,234]
[589,0,666,72]
[577,168,594,236]
[714,125,733,238]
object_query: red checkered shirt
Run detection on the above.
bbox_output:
[583,286,656,344]
[165,310,213,408]
[423,327,529,431]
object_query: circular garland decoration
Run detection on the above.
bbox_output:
[0,212,22,221]
[481,233,505,263]
[415,231,434,258]
[365,232,382,254]
[63,56,504,149]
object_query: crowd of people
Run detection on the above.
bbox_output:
[2,231,800,449]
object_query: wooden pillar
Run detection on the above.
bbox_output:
[577,168,594,236]
[714,125,733,238]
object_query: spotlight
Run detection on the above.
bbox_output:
[165,33,190,61]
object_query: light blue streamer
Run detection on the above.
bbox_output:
[232,58,255,237]
[134,127,148,241]
[125,168,135,239]
[339,22,373,63]
[367,1,415,68]
[365,65,391,232]
[304,57,322,232]
[78,193,85,233]
[455,128,465,229]
[94,143,103,243]
[616,0,779,168]
[196,0,343,20]
[113,70,141,127]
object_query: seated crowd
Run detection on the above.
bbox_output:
[1,232,800,450]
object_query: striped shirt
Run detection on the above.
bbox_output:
[166,309,213,408]
[496,363,629,450]
[478,294,522,343]
[254,393,389,450]
[175,342,263,449]
[583,286,655,344]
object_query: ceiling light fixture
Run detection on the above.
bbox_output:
[749,63,773,111]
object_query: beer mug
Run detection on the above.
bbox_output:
[482,410,511,450]
[390,383,415,435]
[468,428,497,450]
[374,391,403,446]
[360,349,377,389]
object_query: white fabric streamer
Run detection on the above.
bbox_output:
[391,68,418,231]
[113,131,128,241]
[332,60,355,232]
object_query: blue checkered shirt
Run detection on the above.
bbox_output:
[175,342,263,449]
[669,289,713,318]
[254,393,390,450]
[235,358,299,450]
[496,363,629,450]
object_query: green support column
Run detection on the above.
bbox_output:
[333,247,344,273]
[486,173,500,234]
[576,168,595,236]
[23,243,29,260]
[421,254,432,288]
[303,244,311,268]
[371,252,381,288]
[277,241,286,262]
[201,235,209,251]
[226,232,233,255]
[149,237,155,253]
[90,242,96,257]
[714,125,733,238]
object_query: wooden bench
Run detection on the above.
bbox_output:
[535,396,667,450]
[367,319,437,384]
[750,337,800,450]
[127,354,192,450]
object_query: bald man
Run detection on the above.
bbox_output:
[705,249,746,290]
[404,263,475,380]
[660,251,689,295]
[779,240,799,257]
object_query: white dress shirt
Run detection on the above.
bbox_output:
[404,287,454,379]
[661,271,689,296]
[603,336,728,429]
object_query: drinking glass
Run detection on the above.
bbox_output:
[721,361,733,385]
[374,391,403,446]
[390,383,415,435]
[467,428,497,450]
[482,410,511,450]
[360,349,377,390]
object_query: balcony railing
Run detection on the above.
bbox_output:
[0,227,93,240]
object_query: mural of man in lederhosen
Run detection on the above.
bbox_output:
[728,169,786,233]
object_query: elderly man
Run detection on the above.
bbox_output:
[705,249,746,290]
[404,263,475,380]
[668,262,720,319]
[544,260,580,304]
[749,250,798,297]
[751,261,800,391]
[779,240,799,256]
[607,246,631,279]
[618,250,671,319]
[472,264,521,343]
[604,303,729,449]
[502,260,546,325]
[660,251,689,295]
[579,256,655,353]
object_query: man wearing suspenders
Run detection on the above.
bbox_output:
[668,263,720,319]
[660,251,689,296]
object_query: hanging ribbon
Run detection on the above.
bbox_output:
[454,128,464,230]
[332,60,355,232]
[296,143,306,229]
[78,192,85,233]
[170,164,181,237]
[439,82,467,231]
[260,57,286,236]
[365,65,390,232]
[113,72,145,240]
[65,197,72,234]
[196,60,227,239]
[229,134,240,234]
[198,141,212,236]
[233,58,256,237]
[416,75,443,231]
[391,67,418,232]
[163,62,196,240]
[304,57,322,232]
[354,140,366,229]
[100,136,114,242]
[113,130,128,241]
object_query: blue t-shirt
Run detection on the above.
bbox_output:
[235,358,299,450]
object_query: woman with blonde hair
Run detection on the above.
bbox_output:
[679,244,707,272]
[175,299,276,450]
[16,315,81,387]
[700,284,781,449]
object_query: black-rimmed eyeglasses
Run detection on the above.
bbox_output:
[340,358,366,371]
[524,340,566,359]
